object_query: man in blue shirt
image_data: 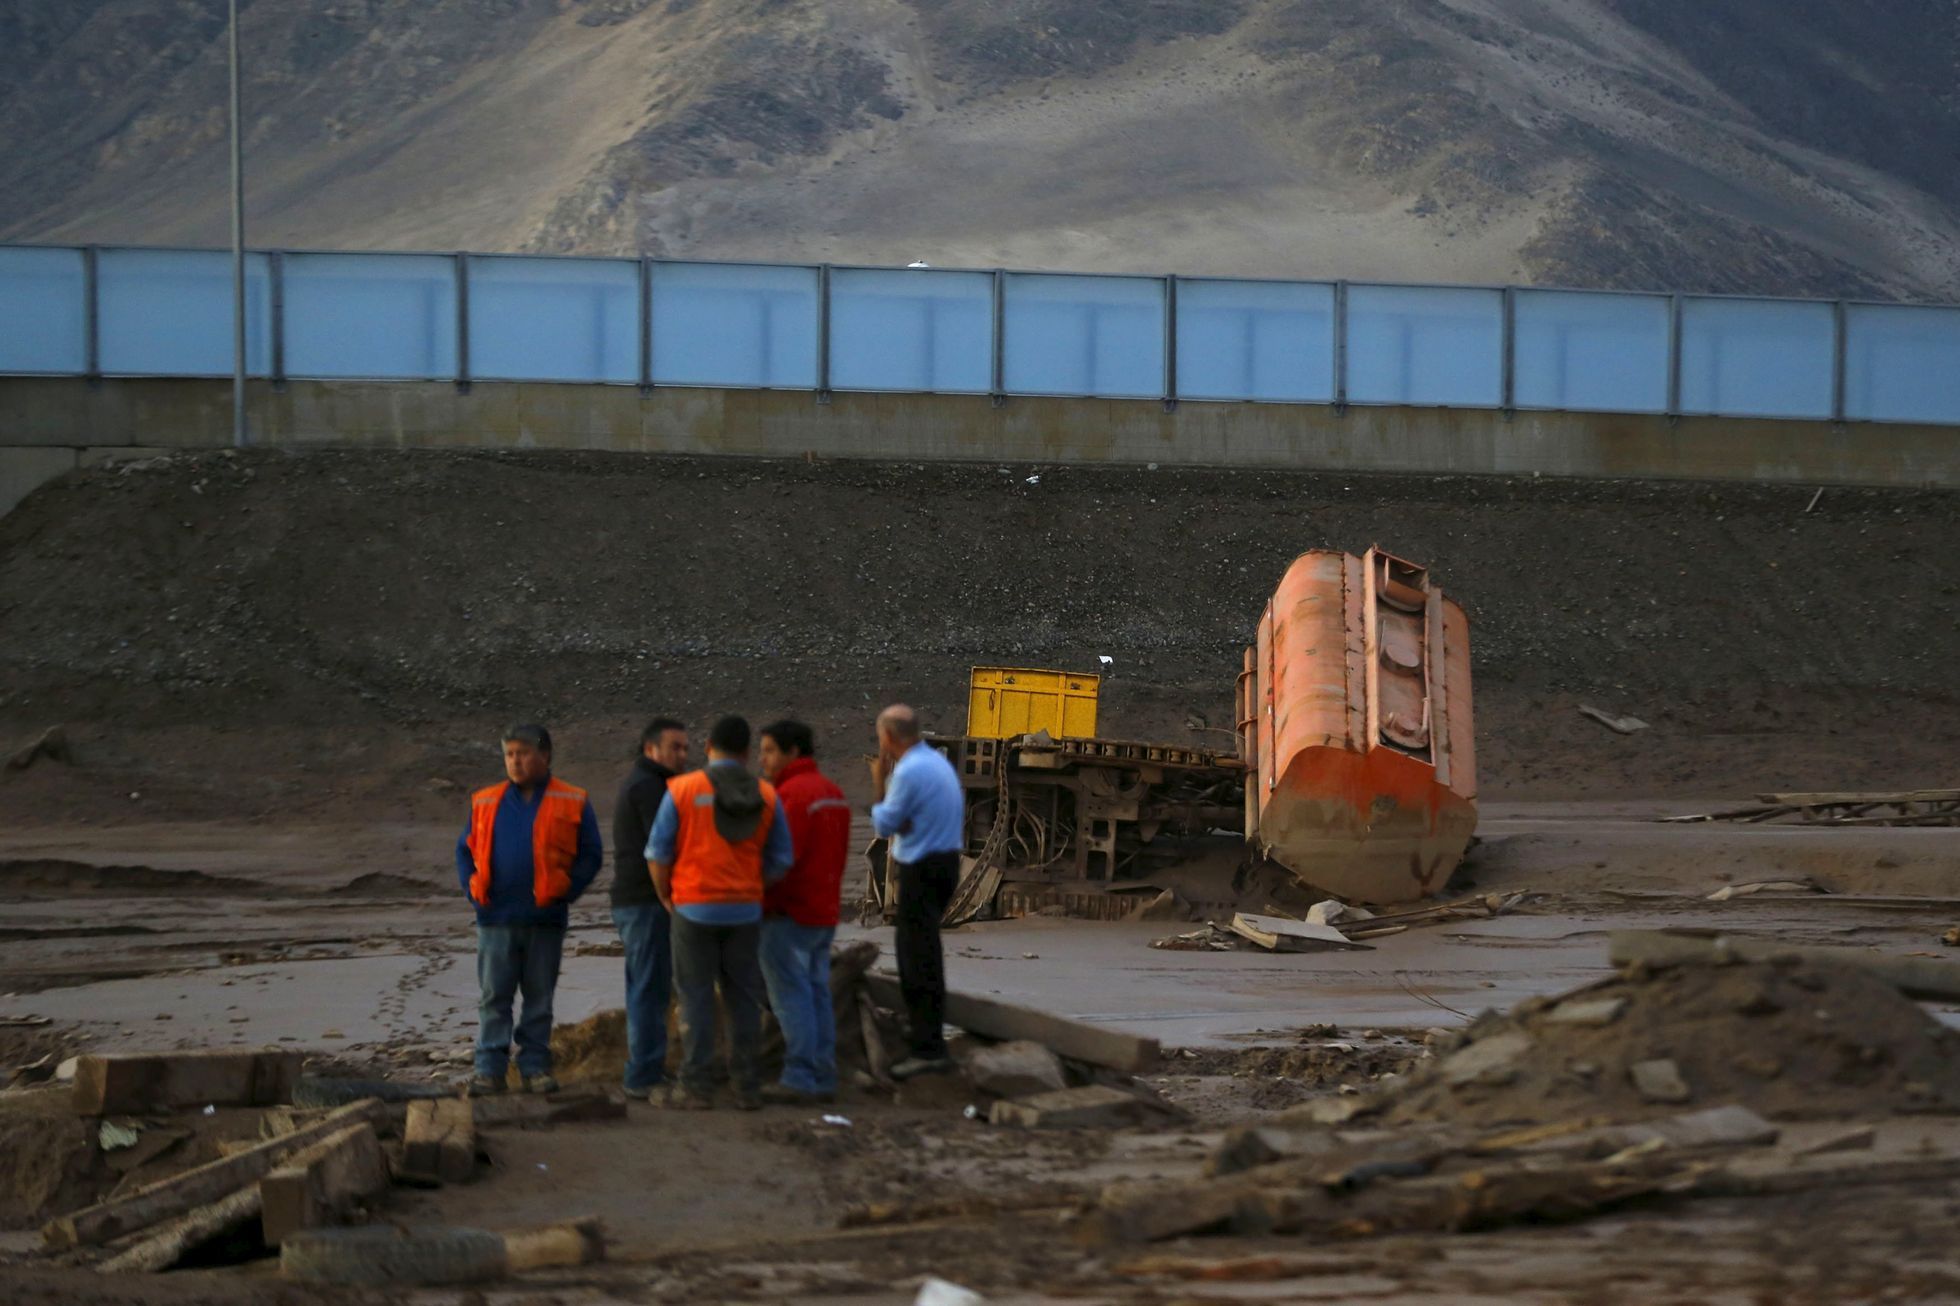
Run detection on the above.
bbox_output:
[645,715,794,1110]
[870,704,968,1080]
[455,723,603,1095]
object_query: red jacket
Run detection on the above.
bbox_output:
[762,757,852,927]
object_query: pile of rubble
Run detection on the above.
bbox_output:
[1079,940,1960,1247]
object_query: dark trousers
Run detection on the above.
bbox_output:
[894,852,960,1058]
[475,924,565,1080]
[670,913,766,1095]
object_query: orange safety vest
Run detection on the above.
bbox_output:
[665,769,780,908]
[466,777,588,908]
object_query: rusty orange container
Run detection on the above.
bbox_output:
[1237,548,1476,904]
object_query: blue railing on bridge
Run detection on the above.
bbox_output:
[2,243,1958,425]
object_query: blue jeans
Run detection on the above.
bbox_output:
[475,924,565,1079]
[611,903,672,1092]
[759,917,837,1095]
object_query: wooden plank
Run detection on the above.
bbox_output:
[259,1123,389,1246]
[1608,931,1960,1002]
[43,1098,385,1250]
[95,1186,263,1275]
[403,1097,476,1184]
[990,1084,1161,1129]
[72,1050,303,1116]
[864,972,1158,1073]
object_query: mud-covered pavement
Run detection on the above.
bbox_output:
[1,805,1956,1303]
[0,449,1956,1300]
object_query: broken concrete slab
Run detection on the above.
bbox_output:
[866,973,1158,1074]
[961,1040,1067,1098]
[73,1050,303,1116]
[1544,996,1629,1027]
[1439,1031,1533,1087]
[1630,1058,1692,1104]
[1590,1105,1776,1153]
[1580,705,1649,734]
[403,1098,475,1184]
[990,1084,1160,1130]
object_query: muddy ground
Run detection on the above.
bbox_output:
[0,449,1955,1301]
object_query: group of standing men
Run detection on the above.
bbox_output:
[453,706,966,1108]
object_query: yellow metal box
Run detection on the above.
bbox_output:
[966,667,1100,740]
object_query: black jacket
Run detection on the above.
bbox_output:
[610,755,675,907]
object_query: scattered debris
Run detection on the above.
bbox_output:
[97,1120,141,1151]
[916,1277,986,1306]
[1307,900,1374,928]
[1579,705,1649,734]
[1707,879,1827,901]
[99,1184,263,1274]
[1372,955,1960,1131]
[44,1097,389,1249]
[1664,789,1960,827]
[1228,913,1373,953]
[8,1052,60,1089]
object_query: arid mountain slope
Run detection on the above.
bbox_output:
[1,0,1956,298]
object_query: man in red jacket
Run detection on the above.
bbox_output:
[756,719,853,1104]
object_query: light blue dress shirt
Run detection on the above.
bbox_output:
[871,741,966,865]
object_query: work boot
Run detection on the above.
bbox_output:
[760,1083,833,1106]
[888,1055,955,1082]
[521,1073,560,1095]
[465,1073,507,1097]
[663,1085,714,1110]
[623,1081,662,1102]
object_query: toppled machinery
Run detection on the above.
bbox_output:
[866,547,1477,920]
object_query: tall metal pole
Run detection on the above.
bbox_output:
[228,0,246,447]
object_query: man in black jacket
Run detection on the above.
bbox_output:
[612,717,688,1098]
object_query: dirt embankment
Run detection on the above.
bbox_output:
[0,448,1953,824]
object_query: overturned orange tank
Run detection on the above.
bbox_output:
[1236,548,1477,904]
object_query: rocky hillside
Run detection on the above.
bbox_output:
[1,0,1957,298]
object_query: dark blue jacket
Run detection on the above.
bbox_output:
[454,779,604,928]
